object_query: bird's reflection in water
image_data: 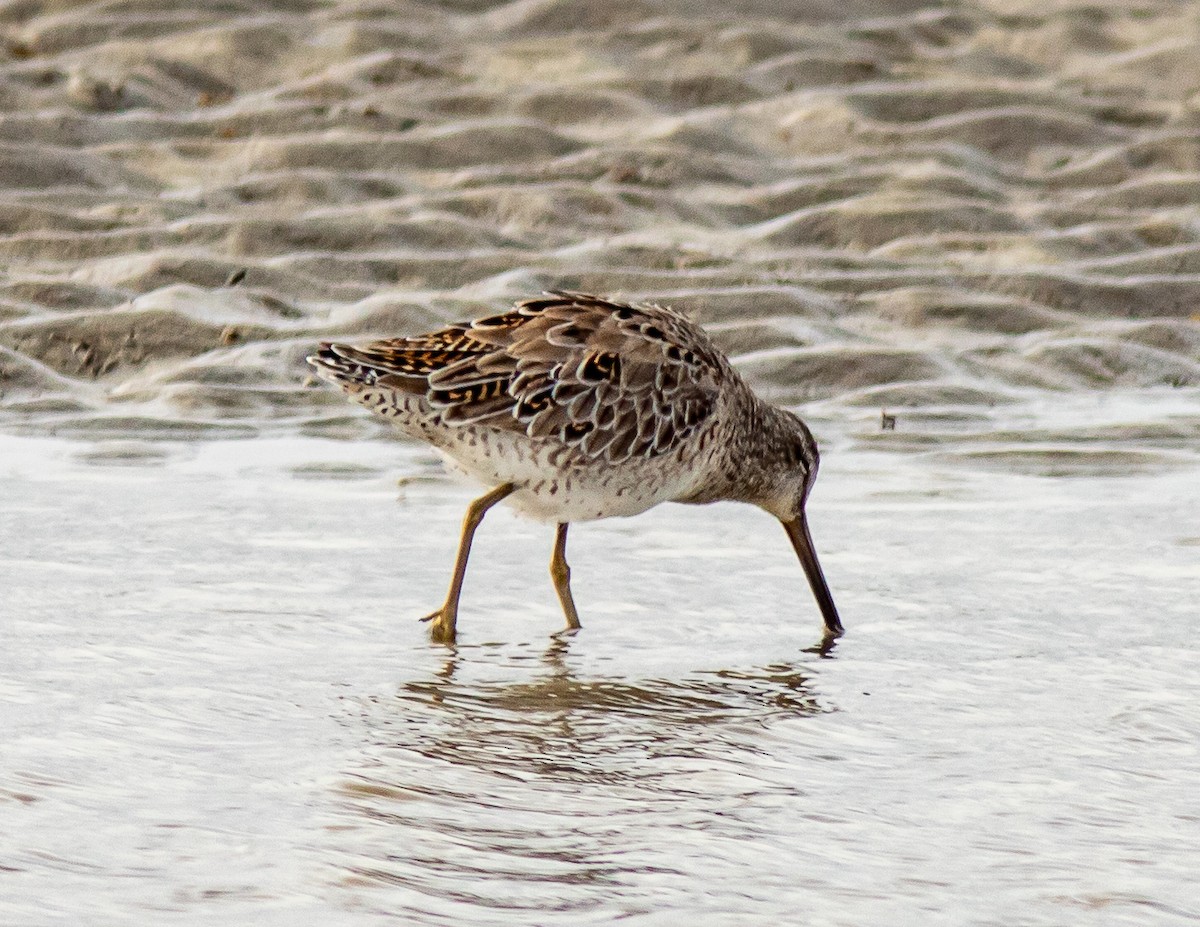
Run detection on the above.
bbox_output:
[330,632,837,912]
[339,630,834,790]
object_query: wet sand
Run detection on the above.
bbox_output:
[1,0,1199,435]
[2,0,1200,923]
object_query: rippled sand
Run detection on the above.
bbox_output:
[1,0,1199,437]
[2,0,1200,924]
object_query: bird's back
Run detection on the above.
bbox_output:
[308,292,746,520]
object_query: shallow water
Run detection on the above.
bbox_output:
[3,429,1198,925]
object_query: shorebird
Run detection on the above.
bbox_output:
[308,292,842,643]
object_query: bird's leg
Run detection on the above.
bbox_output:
[549,522,582,631]
[421,483,515,643]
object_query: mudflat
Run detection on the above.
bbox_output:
[0,0,1198,438]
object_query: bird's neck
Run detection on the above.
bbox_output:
[680,396,792,507]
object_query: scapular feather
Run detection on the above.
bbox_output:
[313,292,722,464]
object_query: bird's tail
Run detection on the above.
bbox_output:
[307,342,382,389]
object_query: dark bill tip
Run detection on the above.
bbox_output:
[782,514,843,636]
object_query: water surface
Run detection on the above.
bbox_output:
[2,432,1198,925]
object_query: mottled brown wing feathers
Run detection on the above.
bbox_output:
[329,293,722,462]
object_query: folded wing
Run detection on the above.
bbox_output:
[317,292,723,464]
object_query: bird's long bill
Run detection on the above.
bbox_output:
[782,515,844,636]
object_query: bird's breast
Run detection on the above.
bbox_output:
[435,426,711,523]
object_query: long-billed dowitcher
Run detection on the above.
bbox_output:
[308,292,842,642]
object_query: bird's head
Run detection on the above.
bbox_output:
[755,410,843,638]
[753,410,820,519]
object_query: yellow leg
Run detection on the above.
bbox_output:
[422,483,515,643]
[549,522,582,631]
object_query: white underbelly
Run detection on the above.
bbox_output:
[352,388,713,522]
[435,429,698,523]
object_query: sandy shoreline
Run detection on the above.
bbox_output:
[1,0,1198,448]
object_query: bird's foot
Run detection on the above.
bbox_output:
[419,606,457,644]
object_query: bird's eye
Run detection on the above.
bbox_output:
[790,440,814,472]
